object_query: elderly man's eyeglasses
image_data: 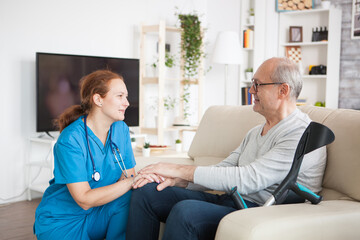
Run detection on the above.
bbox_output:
[251,79,284,92]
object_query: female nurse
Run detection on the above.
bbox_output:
[34,69,140,240]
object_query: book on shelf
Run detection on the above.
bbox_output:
[296,98,307,106]
[241,87,253,105]
[243,28,254,49]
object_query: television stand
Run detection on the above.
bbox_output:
[26,137,56,200]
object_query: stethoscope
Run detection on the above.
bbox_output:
[84,115,128,181]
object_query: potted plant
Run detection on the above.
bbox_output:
[245,67,253,82]
[165,52,176,68]
[152,96,178,128]
[175,139,182,152]
[150,52,176,77]
[247,8,255,25]
[130,137,137,148]
[142,142,151,157]
[178,13,204,121]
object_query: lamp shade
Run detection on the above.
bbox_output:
[212,31,242,65]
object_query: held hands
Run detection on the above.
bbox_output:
[132,173,165,189]
[131,162,195,191]
[132,173,187,191]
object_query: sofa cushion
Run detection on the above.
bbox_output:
[188,105,264,160]
[300,106,360,202]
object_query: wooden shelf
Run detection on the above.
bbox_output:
[281,8,329,15]
[139,21,204,144]
[302,75,327,79]
[281,41,328,47]
[142,25,181,33]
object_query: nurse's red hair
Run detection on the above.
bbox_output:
[55,70,123,132]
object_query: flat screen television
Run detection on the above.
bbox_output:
[36,52,139,132]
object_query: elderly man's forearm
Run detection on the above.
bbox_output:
[177,165,196,182]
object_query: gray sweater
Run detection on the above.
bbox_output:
[193,108,326,205]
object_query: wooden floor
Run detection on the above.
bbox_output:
[0,198,41,240]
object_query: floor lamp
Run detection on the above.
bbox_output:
[212,31,242,105]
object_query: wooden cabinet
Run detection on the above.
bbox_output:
[278,8,342,108]
[139,21,203,144]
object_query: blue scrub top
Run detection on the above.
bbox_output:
[34,116,136,235]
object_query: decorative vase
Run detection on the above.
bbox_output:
[175,143,182,152]
[142,148,150,157]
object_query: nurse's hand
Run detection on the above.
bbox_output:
[156,177,189,191]
[132,173,165,189]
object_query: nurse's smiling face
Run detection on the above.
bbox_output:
[100,78,129,122]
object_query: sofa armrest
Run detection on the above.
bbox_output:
[215,200,360,240]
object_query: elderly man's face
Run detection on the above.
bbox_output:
[249,60,282,117]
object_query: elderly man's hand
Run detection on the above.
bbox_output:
[138,162,196,183]
[132,173,164,189]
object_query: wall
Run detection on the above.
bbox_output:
[0,0,242,204]
[330,0,360,109]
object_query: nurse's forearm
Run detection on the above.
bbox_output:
[67,178,134,211]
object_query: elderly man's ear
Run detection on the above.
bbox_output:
[278,83,290,99]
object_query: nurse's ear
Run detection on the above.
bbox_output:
[92,94,103,107]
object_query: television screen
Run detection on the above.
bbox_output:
[36,52,139,132]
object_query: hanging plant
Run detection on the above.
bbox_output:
[178,13,204,79]
[177,13,204,120]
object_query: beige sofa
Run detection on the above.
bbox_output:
[135,105,360,239]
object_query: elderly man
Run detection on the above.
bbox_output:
[126,57,326,240]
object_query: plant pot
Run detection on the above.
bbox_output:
[175,143,182,152]
[131,142,137,149]
[247,16,254,25]
[142,148,150,157]
[245,72,253,82]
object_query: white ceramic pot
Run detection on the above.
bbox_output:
[245,72,253,82]
[175,143,182,152]
[131,142,137,149]
[247,16,254,25]
[142,148,150,157]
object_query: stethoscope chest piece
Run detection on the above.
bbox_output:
[92,171,101,182]
[84,114,128,181]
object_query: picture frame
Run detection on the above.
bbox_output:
[276,0,314,12]
[289,26,303,43]
[351,0,360,39]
